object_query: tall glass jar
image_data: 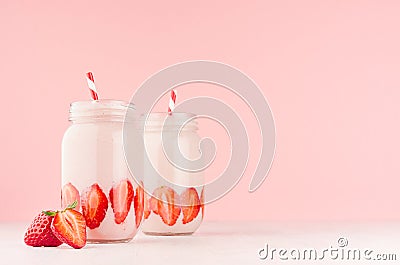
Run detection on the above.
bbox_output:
[140,113,205,236]
[61,100,143,243]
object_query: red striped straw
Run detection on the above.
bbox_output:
[86,72,99,100]
[168,89,177,114]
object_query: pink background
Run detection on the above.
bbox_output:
[1,0,399,222]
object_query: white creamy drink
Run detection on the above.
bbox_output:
[62,100,143,243]
[140,113,205,235]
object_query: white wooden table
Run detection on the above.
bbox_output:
[1,221,399,265]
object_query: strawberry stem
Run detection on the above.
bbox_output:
[65,200,78,211]
[42,200,78,215]
[42,210,57,216]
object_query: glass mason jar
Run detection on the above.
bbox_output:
[61,100,143,243]
[140,113,205,236]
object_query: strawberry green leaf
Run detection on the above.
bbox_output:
[66,200,78,210]
[42,210,57,216]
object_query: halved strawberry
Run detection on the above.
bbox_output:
[133,182,144,228]
[144,192,151,219]
[81,184,108,229]
[51,202,86,249]
[109,179,134,224]
[152,186,181,226]
[180,188,201,224]
[24,212,62,247]
[61,183,80,211]
[200,188,204,217]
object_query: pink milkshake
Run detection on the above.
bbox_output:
[62,100,142,243]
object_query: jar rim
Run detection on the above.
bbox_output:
[139,112,198,130]
[69,99,135,122]
[140,112,195,120]
[70,99,135,111]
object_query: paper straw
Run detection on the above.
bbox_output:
[86,72,99,100]
[168,89,177,114]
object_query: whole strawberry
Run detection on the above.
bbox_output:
[24,212,62,247]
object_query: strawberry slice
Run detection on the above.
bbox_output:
[144,192,151,219]
[81,183,108,229]
[180,188,201,224]
[133,182,144,228]
[61,183,80,211]
[152,186,181,226]
[24,212,62,247]
[149,193,159,215]
[200,188,204,217]
[109,179,134,224]
[51,202,86,249]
